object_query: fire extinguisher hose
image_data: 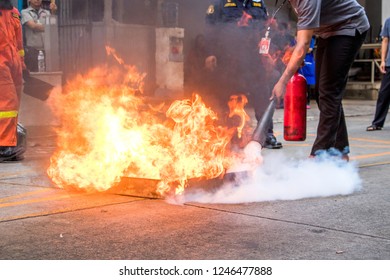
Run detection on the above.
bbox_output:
[251,98,277,147]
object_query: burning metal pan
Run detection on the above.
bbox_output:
[109,175,231,199]
[108,177,161,198]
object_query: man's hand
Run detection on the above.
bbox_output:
[271,79,287,101]
[380,61,386,74]
[50,0,57,14]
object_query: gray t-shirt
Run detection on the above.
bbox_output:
[380,17,390,67]
[288,0,370,39]
[21,7,51,49]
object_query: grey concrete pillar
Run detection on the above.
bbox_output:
[44,16,60,72]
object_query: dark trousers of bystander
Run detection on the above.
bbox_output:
[371,67,390,127]
[24,46,40,72]
[311,30,367,156]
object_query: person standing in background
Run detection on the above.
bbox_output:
[204,0,283,149]
[366,17,390,131]
[21,0,56,72]
[185,34,210,96]
[0,0,26,161]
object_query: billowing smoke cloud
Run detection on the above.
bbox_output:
[170,149,362,204]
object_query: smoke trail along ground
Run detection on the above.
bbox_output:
[173,148,362,204]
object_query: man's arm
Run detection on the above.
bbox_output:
[272,28,314,100]
[24,19,44,32]
[49,0,57,15]
[21,10,45,32]
[380,36,389,74]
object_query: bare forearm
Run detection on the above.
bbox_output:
[382,37,389,64]
[271,29,314,100]
[26,21,44,32]
[280,30,313,85]
[280,47,306,85]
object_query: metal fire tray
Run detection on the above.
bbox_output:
[109,176,228,199]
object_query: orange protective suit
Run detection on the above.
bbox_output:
[0,7,24,146]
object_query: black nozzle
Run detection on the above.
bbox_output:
[252,98,277,146]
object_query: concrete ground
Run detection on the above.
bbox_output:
[0,99,389,260]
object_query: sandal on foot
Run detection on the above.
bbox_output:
[366,125,382,131]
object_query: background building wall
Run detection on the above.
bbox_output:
[383,0,390,23]
[362,0,382,42]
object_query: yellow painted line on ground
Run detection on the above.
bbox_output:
[0,208,81,223]
[351,144,390,148]
[0,171,37,179]
[359,161,390,168]
[0,196,147,223]
[350,137,390,145]
[282,143,311,147]
[350,151,390,160]
[0,192,85,208]
[279,144,390,148]
[0,188,52,203]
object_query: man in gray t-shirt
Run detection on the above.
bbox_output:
[367,17,390,131]
[21,0,57,71]
[272,0,369,160]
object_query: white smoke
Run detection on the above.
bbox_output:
[170,147,362,204]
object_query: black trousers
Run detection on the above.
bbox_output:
[24,46,40,72]
[311,31,367,156]
[372,67,390,127]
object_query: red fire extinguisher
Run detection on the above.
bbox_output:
[284,71,307,141]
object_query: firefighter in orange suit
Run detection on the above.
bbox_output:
[0,0,26,162]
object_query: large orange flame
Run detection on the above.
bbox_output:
[47,49,235,195]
